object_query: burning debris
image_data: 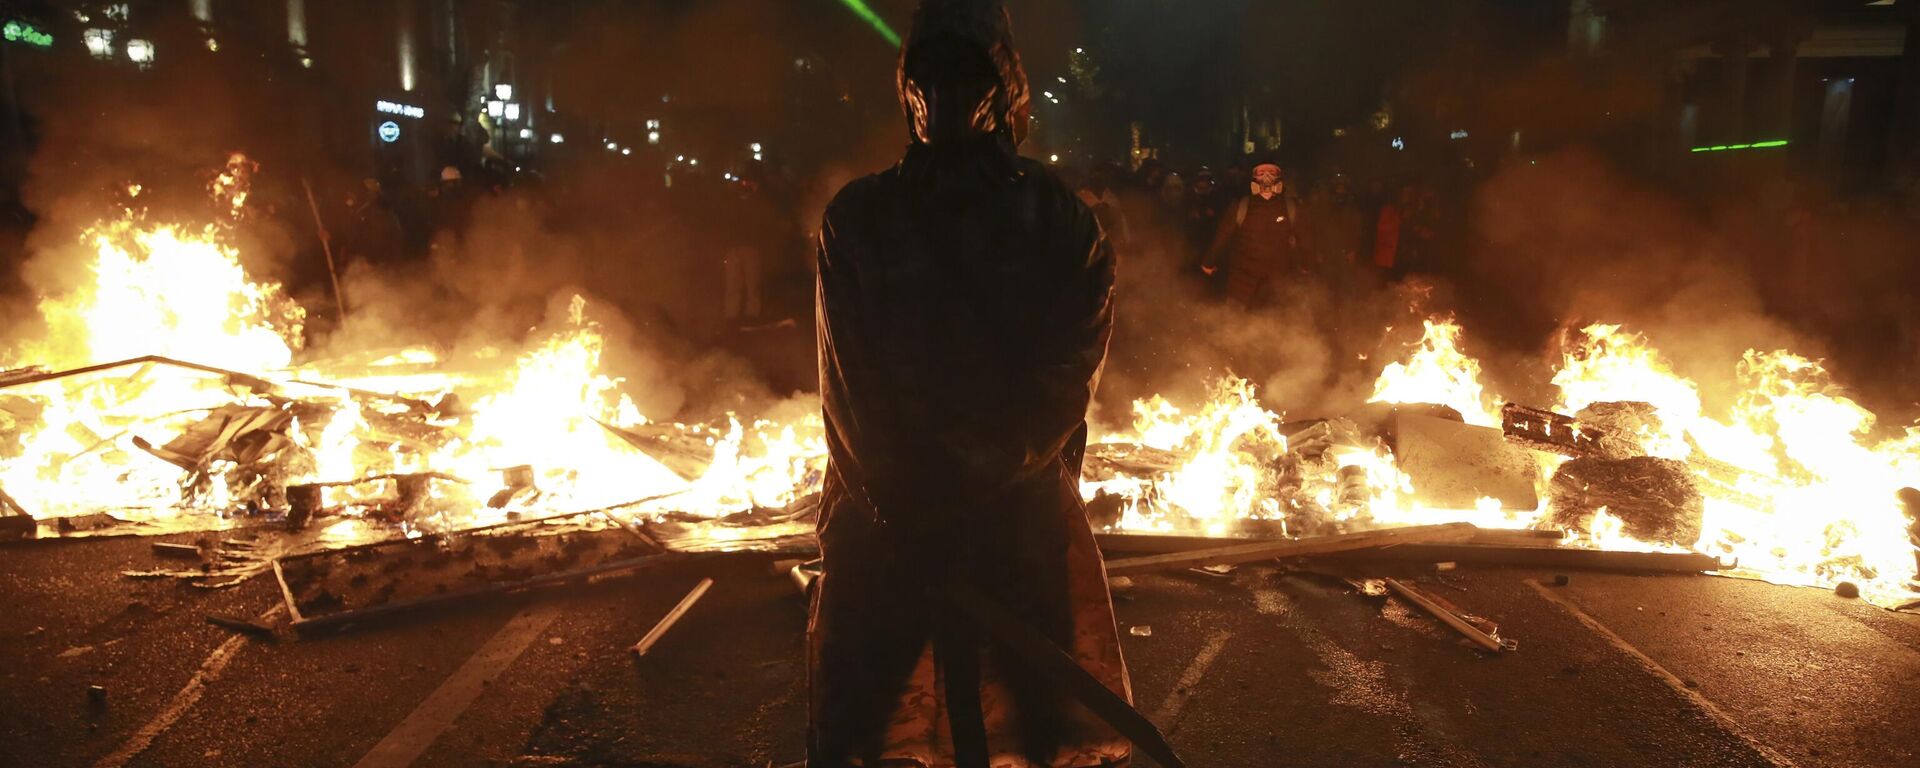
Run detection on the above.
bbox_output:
[1549,456,1705,547]
[0,158,1914,624]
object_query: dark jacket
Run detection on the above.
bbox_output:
[809,5,1129,762]
[1204,193,1311,303]
[810,137,1129,766]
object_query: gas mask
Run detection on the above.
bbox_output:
[1251,164,1283,200]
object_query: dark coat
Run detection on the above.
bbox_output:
[809,138,1130,766]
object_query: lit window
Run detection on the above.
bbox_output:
[83,28,114,60]
[125,38,155,67]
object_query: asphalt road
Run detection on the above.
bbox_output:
[2,533,1917,768]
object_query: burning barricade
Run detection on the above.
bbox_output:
[1,162,1918,644]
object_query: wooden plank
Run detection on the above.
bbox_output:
[1095,526,1561,555]
[1384,578,1508,652]
[1314,543,1723,573]
[1101,522,1479,577]
[290,552,692,634]
[629,577,715,657]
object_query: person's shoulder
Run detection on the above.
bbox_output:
[824,166,901,221]
[1016,158,1097,220]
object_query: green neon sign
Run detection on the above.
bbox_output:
[1690,139,1788,153]
[3,20,53,48]
[835,0,901,48]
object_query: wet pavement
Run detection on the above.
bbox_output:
[2,532,1916,767]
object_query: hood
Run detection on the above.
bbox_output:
[896,0,1031,147]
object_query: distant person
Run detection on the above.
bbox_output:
[1311,174,1366,294]
[1184,167,1225,276]
[1077,163,1130,247]
[1373,185,1410,280]
[339,178,404,265]
[1202,160,1311,307]
[722,170,774,324]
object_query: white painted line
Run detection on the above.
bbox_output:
[1151,628,1233,730]
[1527,580,1800,768]
[95,604,285,768]
[352,603,564,768]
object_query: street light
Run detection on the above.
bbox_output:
[125,38,154,67]
[550,134,565,144]
[494,83,513,101]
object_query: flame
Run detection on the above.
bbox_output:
[2,158,1914,605]
[1084,377,1290,534]
[1368,318,1500,427]
[1551,325,1919,600]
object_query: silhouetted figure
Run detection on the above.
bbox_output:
[809,2,1131,765]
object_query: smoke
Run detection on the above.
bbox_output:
[1091,192,1431,427]
[1463,148,1920,423]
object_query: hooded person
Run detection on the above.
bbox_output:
[808,1,1136,765]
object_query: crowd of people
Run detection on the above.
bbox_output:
[1067,155,1457,310]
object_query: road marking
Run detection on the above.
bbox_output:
[1151,628,1232,730]
[95,604,285,768]
[1527,580,1800,768]
[352,603,563,768]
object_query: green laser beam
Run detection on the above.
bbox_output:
[835,0,901,48]
[1690,139,1788,153]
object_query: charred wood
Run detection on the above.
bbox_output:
[1549,456,1705,547]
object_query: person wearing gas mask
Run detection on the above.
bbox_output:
[1200,159,1312,307]
[807,2,1159,767]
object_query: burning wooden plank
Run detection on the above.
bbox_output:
[1500,402,1602,456]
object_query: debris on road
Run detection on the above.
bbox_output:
[630,577,715,658]
[272,507,698,635]
[1102,522,1479,577]
[1383,577,1515,653]
[205,614,277,641]
[151,541,205,559]
[1549,456,1705,547]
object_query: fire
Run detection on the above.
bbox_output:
[1369,318,1500,427]
[1085,377,1288,534]
[2,157,1914,605]
[14,218,303,372]
[0,159,824,536]
[1552,326,1920,600]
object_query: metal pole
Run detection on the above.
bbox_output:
[299,177,349,321]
